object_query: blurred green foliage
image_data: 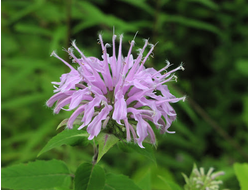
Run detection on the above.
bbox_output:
[2,0,247,189]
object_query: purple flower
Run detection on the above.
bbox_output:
[47,33,185,148]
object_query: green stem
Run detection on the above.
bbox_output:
[92,143,99,165]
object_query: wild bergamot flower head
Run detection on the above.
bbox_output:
[182,164,226,190]
[47,33,185,148]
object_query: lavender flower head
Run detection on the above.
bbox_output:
[47,33,185,148]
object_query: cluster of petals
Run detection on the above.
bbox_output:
[47,33,185,148]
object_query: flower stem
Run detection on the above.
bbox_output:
[92,143,99,165]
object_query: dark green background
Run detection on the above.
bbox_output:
[2,0,247,189]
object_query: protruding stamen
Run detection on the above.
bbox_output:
[138,43,156,71]
[156,96,186,104]
[116,34,123,77]
[72,40,85,59]
[150,52,154,58]
[160,64,185,79]
[50,51,75,70]
[105,43,111,48]
[67,47,80,65]
[133,31,139,41]
[179,62,185,71]
[166,60,171,67]
[50,51,56,57]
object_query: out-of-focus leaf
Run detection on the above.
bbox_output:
[187,0,219,10]
[168,84,200,125]
[19,119,58,162]
[1,33,19,55]
[235,59,248,76]
[104,173,142,190]
[2,58,53,98]
[7,0,45,25]
[54,188,72,190]
[72,20,97,35]
[118,142,156,164]
[160,14,222,35]
[72,1,136,35]
[158,175,183,190]
[2,93,47,110]
[14,23,52,36]
[233,163,248,190]
[132,165,176,190]
[241,95,248,126]
[132,167,151,190]
[50,26,67,53]
[35,1,65,23]
[120,0,154,15]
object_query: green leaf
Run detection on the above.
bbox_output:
[104,173,142,190]
[53,188,72,190]
[14,23,52,36]
[235,59,248,76]
[38,128,89,156]
[120,0,154,15]
[118,142,156,164]
[7,0,44,25]
[56,117,82,130]
[133,168,151,190]
[74,163,105,190]
[72,1,136,35]
[158,175,183,190]
[1,160,71,190]
[132,164,175,190]
[233,163,248,190]
[187,0,219,10]
[2,93,47,110]
[50,25,67,53]
[95,133,119,163]
[160,14,222,35]
[241,95,248,126]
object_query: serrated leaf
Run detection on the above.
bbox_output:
[104,173,142,190]
[95,133,119,163]
[1,160,71,190]
[38,128,89,156]
[118,142,156,164]
[74,163,105,190]
[233,163,248,190]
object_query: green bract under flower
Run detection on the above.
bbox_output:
[47,33,185,148]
